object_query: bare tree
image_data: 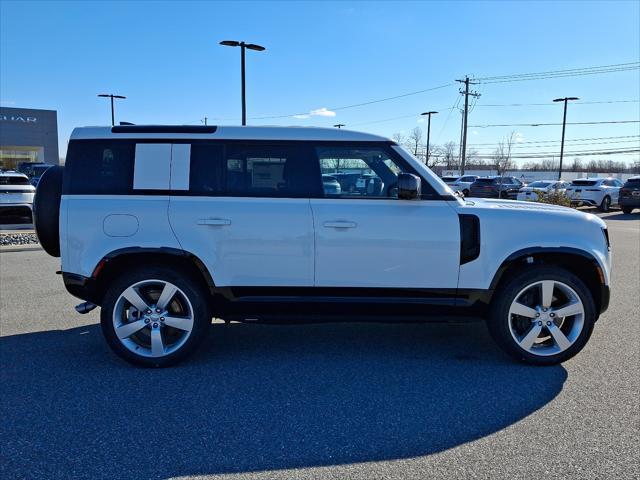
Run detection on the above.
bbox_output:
[407,126,423,157]
[437,141,459,169]
[493,131,517,178]
[391,132,406,145]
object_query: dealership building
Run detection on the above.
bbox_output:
[0,107,59,170]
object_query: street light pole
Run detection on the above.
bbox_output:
[220,40,266,126]
[553,96,579,180]
[97,94,126,126]
[420,111,438,165]
[333,124,345,129]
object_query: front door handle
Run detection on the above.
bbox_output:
[197,218,231,226]
[323,221,357,229]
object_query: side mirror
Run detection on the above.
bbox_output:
[398,173,421,200]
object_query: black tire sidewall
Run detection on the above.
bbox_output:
[600,196,610,212]
[100,266,210,367]
[33,165,63,257]
[488,266,596,366]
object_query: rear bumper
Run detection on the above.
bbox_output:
[619,197,640,208]
[570,199,598,207]
[62,272,100,304]
[599,285,610,315]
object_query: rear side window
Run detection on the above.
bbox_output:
[624,178,640,186]
[189,143,224,194]
[223,144,321,197]
[571,180,598,186]
[476,178,495,184]
[65,140,135,194]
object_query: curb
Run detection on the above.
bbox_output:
[0,244,42,253]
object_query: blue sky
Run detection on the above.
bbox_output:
[1,0,639,163]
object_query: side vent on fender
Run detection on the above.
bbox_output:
[459,214,481,265]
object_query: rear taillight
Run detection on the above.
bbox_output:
[620,188,630,196]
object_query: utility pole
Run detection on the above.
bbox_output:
[333,124,345,129]
[553,97,579,180]
[202,116,208,126]
[97,94,126,126]
[455,77,480,175]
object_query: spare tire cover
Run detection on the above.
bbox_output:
[34,165,63,257]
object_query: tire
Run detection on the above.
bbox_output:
[100,265,211,367]
[33,165,63,257]
[462,189,470,197]
[487,266,596,366]
[621,206,633,214]
[599,195,611,212]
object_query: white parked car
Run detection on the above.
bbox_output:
[517,180,569,202]
[34,125,611,367]
[448,175,478,196]
[565,178,623,212]
[0,171,35,219]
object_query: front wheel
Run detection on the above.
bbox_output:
[100,266,211,367]
[599,195,611,212]
[487,266,596,365]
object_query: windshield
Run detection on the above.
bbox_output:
[528,181,552,188]
[572,180,598,186]
[0,176,30,185]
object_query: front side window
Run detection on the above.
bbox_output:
[316,146,407,198]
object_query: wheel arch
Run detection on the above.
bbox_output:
[489,247,609,316]
[90,247,215,305]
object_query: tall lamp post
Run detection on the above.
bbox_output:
[333,124,345,129]
[420,111,438,165]
[553,96,579,180]
[97,94,126,126]
[220,40,266,126]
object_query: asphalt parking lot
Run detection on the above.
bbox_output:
[1,211,638,480]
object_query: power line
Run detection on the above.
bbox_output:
[469,139,640,150]
[470,120,640,128]
[468,134,640,146]
[477,62,640,83]
[249,83,453,120]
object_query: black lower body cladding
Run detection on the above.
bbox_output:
[33,165,64,257]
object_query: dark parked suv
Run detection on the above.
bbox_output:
[469,176,524,199]
[619,176,640,214]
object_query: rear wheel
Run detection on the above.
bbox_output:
[488,266,596,365]
[621,206,633,214]
[100,266,211,367]
[599,195,611,212]
[462,189,470,197]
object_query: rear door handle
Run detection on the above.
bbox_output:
[197,218,231,226]
[323,221,357,229]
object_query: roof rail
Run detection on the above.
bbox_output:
[111,125,217,134]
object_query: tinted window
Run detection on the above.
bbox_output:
[528,181,552,188]
[624,178,640,186]
[461,176,476,182]
[0,176,30,185]
[224,144,320,197]
[571,180,598,186]
[475,178,496,184]
[189,143,224,194]
[316,145,434,198]
[65,140,135,194]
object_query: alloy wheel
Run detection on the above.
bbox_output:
[508,280,585,356]
[112,279,195,358]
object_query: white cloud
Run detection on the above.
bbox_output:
[417,118,425,123]
[472,130,479,135]
[514,132,524,143]
[309,107,336,117]
[292,114,309,119]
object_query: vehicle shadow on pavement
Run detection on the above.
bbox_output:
[0,320,567,479]
[600,212,639,221]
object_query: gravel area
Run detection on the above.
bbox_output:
[0,232,39,246]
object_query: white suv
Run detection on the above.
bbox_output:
[0,171,35,219]
[34,125,612,367]
[565,177,623,211]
